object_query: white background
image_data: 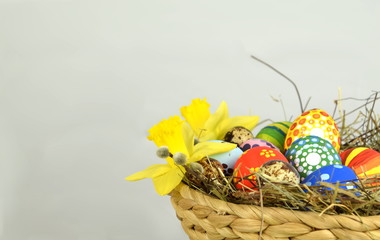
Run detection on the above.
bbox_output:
[1,1,380,240]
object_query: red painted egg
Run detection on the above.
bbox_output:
[284,109,340,153]
[340,147,380,178]
[233,146,288,190]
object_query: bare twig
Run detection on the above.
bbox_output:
[250,55,304,113]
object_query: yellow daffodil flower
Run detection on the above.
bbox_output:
[180,98,260,141]
[126,115,236,195]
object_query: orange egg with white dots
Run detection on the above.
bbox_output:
[284,109,340,153]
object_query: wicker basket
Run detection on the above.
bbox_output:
[170,183,380,240]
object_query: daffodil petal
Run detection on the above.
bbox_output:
[201,101,229,141]
[125,164,171,181]
[180,98,210,138]
[152,166,185,195]
[147,116,189,159]
[182,122,195,157]
[216,115,260,140]
[189,141,236,163]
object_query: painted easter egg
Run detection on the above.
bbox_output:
[302,164,358,190]
[209,140,243,176]
[239,138,279,152]
[340,147,380,178]
[224,126,254,146]
[284,109,340,153]
[340,147,369,166]
[256,121,292,153]
[233,146,288,190]
[285,136,342,181]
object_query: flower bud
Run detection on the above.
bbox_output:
[189,162,204,174]
[173,152,187,165]
[156,146,171,158]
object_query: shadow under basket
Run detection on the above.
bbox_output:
[170,183,380,240]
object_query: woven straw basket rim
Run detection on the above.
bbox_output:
[170,183,380,240]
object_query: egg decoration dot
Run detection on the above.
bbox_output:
[284,109,340,153]
[285,136,342,181]
[256,121,292,153]
[233,146,288,190]
[340,147,380,178]
[224,126,254,146]
[320,173,330,181]
[239,138,279,152]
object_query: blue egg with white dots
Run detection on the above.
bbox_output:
[301,164,358,190]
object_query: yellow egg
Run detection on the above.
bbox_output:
[284,109,340,153]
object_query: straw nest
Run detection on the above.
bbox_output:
[180,91,380,217]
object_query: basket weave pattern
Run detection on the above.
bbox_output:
[170,183,380,240]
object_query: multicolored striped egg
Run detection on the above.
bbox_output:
[256,121,292,153]
[233,146,288,190]
[285,136,342,181]
[284,109,340,153]
[340,147,380,178]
